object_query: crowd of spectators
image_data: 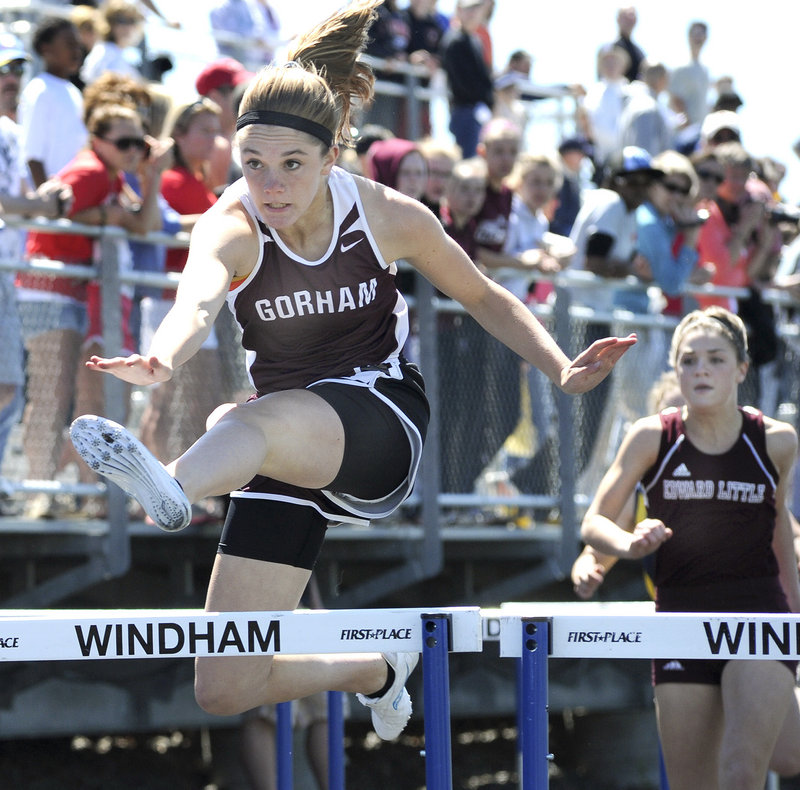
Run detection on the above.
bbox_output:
[0,0,798,491]
[0,0,799,517]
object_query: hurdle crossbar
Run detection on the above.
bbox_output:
[2,608,480,790]
[497,602,800,660]
[0,606,482,662]
[498,602,800,790]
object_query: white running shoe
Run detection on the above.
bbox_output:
[356,652,419,740]
[69,415,191,532]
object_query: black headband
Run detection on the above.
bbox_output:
[235,110,334,148]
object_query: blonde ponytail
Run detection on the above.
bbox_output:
[239,0,381,148]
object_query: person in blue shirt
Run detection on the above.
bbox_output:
[615,149,713,316]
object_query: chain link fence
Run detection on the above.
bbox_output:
[2,216,799,602]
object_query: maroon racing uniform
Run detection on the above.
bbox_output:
[224,166,410,396]
[218,167,425,529]
[643,405,788,615]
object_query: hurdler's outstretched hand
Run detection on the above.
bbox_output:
[85,354,173,386]
[559,334,637,394]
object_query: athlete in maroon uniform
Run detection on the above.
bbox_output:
[645,406,783,594]
[226,171,409,396]
[69,0,635,745]
[582,306,800,789]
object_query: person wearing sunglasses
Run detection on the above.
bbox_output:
[615,149,713,317]
[690,149,725,203]
[0,32,30,123]
[695,142,778,315]
[17,102,166,518]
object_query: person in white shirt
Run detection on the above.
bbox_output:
[568,146,662,312]
[579,43,630,172]
[567,146,662,475]
[0,34,72,487]
[19,17,86,187]
[80,0,145,85]
[669,21,710,128]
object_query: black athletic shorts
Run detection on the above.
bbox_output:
[653,577,798,685]
[217,360,429,568]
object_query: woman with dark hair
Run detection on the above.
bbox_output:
[70,0,634,740]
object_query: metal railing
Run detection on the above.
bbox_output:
[2,213,799,608]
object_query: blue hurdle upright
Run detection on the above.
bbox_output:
[270,610,474,790]
[275,691,345,790]
[500,603,800,790]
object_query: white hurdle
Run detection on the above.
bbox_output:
[8,603,794,788]
[0,606,483,790]
[496,602,800,790]
[0,606,482,661]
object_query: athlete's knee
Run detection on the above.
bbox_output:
[206,402,237,432]
[194,664,260,716]
[194,681,241,717]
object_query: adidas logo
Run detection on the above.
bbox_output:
[672,463,691,477]
[661,660,685,671]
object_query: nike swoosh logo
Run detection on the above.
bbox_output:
[340,238,363,253]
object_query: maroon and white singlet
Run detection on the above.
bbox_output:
[224,166,410,396]
[643,406,786,612]
[645,406,795,684]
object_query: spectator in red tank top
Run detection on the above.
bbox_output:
[695,143,775,312]
[137,97,225,467]
[160,97,221,278]
[17,103,163,516]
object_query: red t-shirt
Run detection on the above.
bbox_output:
[160,166,217,275]
[20,149,123,300]
[695,198,750,310]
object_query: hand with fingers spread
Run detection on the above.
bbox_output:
[560,333,637,394]
[85,354,173,386]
